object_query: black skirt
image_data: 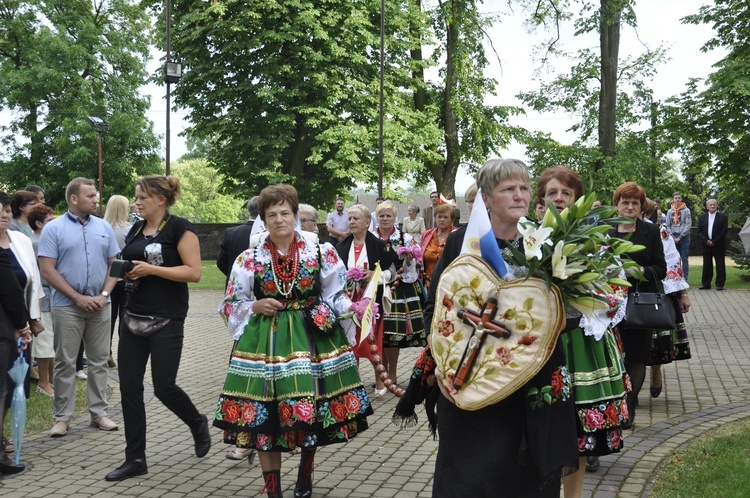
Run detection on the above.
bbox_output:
[432,342,578,498]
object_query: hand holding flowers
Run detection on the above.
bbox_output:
[513,193,645,319]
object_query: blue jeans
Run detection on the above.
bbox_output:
[675,236,690,280]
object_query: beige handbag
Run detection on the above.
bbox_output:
[431,254,566,411]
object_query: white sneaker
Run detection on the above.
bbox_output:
[76,370,87,380]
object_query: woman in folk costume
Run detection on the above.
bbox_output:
[336,204,395,396]
[215,185,374,498]
[373,201,426,392]
[641,199,691,399]
[536,167,629,495]
[395,159,578,497]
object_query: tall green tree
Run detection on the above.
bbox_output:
[661,0,750,214]
[518,0,633,168]
[517,45,668,192]
[0,0,162,207]
[414,1,524,198]
[515,0,678,198]
[169,159,244,222]
[170,0,443,209]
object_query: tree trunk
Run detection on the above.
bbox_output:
[410,0,427,112]
[442,0,460,199]
[28,104,43,171]
[287,113,310,182]
[597,0,621,170]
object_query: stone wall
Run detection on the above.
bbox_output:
[195,224,744,260]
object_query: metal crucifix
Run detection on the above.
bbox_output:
[452,297,511,391]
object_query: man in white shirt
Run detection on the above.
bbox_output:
[697,199,728,290]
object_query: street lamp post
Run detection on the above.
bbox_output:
[86,116,109,216]
[165,0,182,176]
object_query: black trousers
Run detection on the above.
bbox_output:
[118,318,202,461]
[701,244,726,288]
[109,280,126,353]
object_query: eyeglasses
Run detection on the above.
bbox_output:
[300,218,314,223]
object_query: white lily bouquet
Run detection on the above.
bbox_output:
[511,194,645,336]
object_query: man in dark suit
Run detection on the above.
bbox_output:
[216,196,259,284]
[697,198,728,290]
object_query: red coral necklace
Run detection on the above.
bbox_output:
[269,235,301,297]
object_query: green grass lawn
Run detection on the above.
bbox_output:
[651,416,750,498]
[3,379,88,439]
[685,260,750,290]
[189,260,227,291]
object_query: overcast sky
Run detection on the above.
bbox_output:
[143,0,723,194]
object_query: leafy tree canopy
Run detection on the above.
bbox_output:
[169,158,244,223]
[661,0,750,214]
[0,0,162,208]
[169,0,444,209]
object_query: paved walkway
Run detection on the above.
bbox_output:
[1,287,749,497]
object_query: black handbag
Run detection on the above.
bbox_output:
[622,268,676,331]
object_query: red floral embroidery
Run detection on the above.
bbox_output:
[243,257,255,271]
[438,320,454,337]
[222,302,234,317]
[225,281,235,296]
[330,401,347,422]
[222,398,241,423]
[584,409,606,430]
[325,250,338,264]
[241,402,257,424]
[264,281,277,294]
[343,392,362,414]
[518,335,537,346]
[604,404,619,425]
[496,346,513,366]
[253,262,265,274]
[609,428,621,448]
[306,258,319,269]
[279,402,294,426]
[299,277,313,291]
[442,296,453,311]
[313,314,327,327]
[292,401,315,423]
[550,370,564,397]
[284,431,296,447]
